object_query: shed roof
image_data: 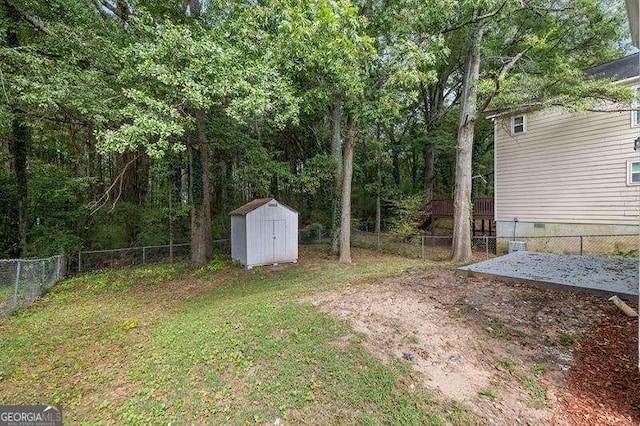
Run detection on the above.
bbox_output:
[230,198,273,216]
[229,198,298,216]
[585,52,639,81]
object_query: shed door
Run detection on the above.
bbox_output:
[261,220,286,263]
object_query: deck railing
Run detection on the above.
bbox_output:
[430,197,494,219]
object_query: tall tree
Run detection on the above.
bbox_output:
[339,116,356,262]
[330,98,343,253]
[3,1,31,255]
[452,19,484,262]
[450,0,628,261]
[100,4,298,266]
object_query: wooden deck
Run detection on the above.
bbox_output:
[431,197,494,220]
[424,197,495,235]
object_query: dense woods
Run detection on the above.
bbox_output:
[0,0,632,265]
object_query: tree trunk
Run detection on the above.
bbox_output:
[212,150,225,215]
[339,116,356,263]
[5,9,29,256]
[419,83,437,224]
[424,144,434,203]
[96,149,105,196]
[10,114,29,256]
[85,126,97,186]
[168,175,174,263]
[389,131,400,186]
[330,98,343,254]
[420,69,449,226]
[375,124,382,235]
[411,148,417,190]
[181,167,189,203]
[452,23,484,262]
[3,137,12,174]
[189,108,213,267]
[375,162,381,235]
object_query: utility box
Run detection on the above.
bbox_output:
[230,198,298,269]
[508,241,528,253]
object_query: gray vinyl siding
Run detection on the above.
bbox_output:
[230,215,246,262]
[495,98,640,225]
[245,203,298,267]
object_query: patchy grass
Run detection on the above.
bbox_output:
[0,285,10,316]
[558,333,580,346]
[0,285,10,303]
[485,318,510,341]
[478,389,501,402]
[0,247,467,424]
[405,335,419,345]
[498,357,548,408]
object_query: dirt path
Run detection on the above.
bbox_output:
[304,267,639,425]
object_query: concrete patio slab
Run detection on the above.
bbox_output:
[460,251,638,297]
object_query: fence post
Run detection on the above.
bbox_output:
[580,236,583,256]
[78,252,82,273]
[485,235,489,259]
[421,236,425,259]
[143,247,147,264]
[55,256,61,280]
[376,232,381,252]
[13,260,21,306]
[42,261,46,286]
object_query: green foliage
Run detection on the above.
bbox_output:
[231,144,292,198]
[0,167,20,257]
[25,162,89,256]
[387,194,425,240]
[100,13,300,158]
[65,263,188,292]
[299,222,326,243]
[190,258,226,278]
[481,0,629,113]
[0,0,633,261]
[296,154,336,196]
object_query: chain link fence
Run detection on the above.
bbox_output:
[76,240,230,273]
[0,255,66,318]
[77,229,334,273]
[298,228,331,245]
[351,230,496,260]
[504,234,639,258]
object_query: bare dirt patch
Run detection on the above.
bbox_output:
[304,267,638,425]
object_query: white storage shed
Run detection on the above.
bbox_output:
[230,198,298,269]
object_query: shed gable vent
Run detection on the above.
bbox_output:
[268,203,277,207]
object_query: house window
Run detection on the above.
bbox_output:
[511,114,526,134]
[632,87,640,127]
[627,161,640,184]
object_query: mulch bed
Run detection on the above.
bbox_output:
[561,305,640,425]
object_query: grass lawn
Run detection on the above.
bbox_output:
[0,285,9,301]
[0,285,10,314]
[0,247,473,424]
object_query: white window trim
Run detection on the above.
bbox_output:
[510,114,527,135]
[631,86,640,128]
[626,160,640,185]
